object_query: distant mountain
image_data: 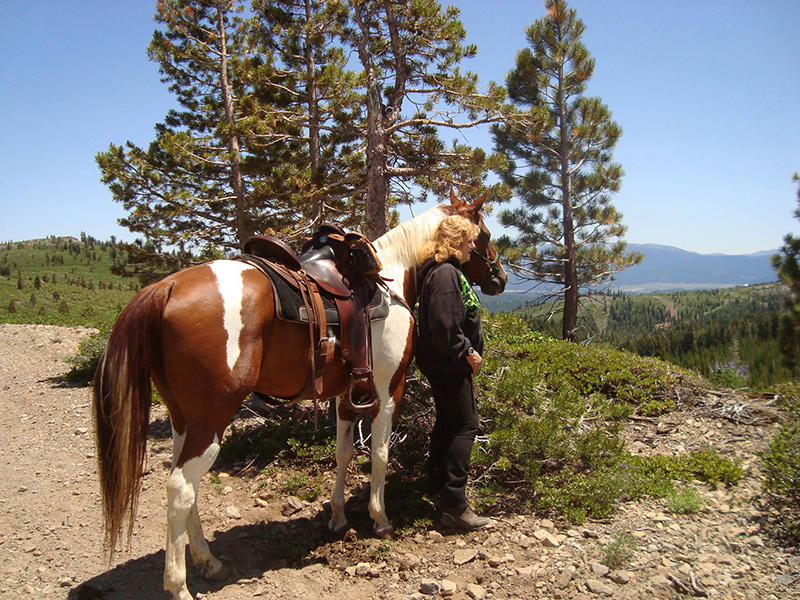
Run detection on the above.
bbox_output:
[486,244,779,305]
[611,244,779,292]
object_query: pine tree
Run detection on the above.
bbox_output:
[97,0,304,269]
[772,174,800,369]
[341,0,508,238]
[248,0,363,234]
[491,0,641,342]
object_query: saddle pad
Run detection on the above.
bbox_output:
[241,256,389,325]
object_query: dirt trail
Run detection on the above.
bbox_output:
[0,324,797,600]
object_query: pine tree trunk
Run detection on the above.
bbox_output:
[354,6,389,241]
[557,53,578,343]
[364,90,389,240]
[216,0,249,248]
[304,0,323,227]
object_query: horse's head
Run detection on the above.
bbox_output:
[449,189,508,296]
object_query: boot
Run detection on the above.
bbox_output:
[441,507,490,531]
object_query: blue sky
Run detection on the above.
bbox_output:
[1,1,798,255]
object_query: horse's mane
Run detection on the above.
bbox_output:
[372,204,451,272]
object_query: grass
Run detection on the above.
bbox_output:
[0,236,138,331]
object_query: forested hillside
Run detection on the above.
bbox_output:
[516,284,792,389]
[0,236,138,330]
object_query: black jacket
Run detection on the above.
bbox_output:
[416,258,484,377]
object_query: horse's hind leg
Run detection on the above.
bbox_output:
[187,501,225,580]
[329,398,354,533]
[164,433,221,600]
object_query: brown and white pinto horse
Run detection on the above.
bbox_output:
[93,191,507,600]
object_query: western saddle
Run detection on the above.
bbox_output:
[241,224,383,415]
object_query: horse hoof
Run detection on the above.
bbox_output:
[328,517,348,534]
[201,558,227,582]
[374,522,394,539]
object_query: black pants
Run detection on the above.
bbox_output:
[426,372,479,513]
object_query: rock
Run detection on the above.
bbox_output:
[281,496,304,516]
[441,579,458,596]
[517,534,534,549]
[454,549,478,565]
[225,505,242,519]
[354,562,371,576]
[399,553,422,569]
[344,528,358,542]
[582,528,599,539]
[539,519,555,530]
[420,579,441,595]
[428,530,443,541]
[254,497,269,508]
[58,577,72,587]
[586,579,614,595]
[557,566,576,589]
[609,570,631,584]
[590,562,610,577]
[649,575,670,587]
[466,583,487,600]
[539,532,562,548]
[488,555,506,568]
[746,535,766,548]
[515,565,536,577]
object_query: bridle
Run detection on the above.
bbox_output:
[470,248,503,277]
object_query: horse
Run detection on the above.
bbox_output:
[92,190,507,600]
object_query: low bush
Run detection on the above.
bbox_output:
[667,486,704,514]
[64,331,108,384]
[762,383,800,537]
[467,313,739,523]
[601,532,638,569]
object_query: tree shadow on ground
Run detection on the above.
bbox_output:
[67,508,364,600]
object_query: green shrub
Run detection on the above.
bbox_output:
[667,486,704,514]
[65,331,108,384]
[466,313,738,523]
[762,390,800,506]
[601,532,638,569]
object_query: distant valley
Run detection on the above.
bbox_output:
[481,243,779,311]
[610,243,779,292]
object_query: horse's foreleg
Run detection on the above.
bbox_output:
[329,398,354,533]
[368,402,395,539]
[164,436,221,600]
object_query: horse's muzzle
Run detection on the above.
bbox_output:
[479,273,507,296]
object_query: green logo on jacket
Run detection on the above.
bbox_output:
[458,271,480,315]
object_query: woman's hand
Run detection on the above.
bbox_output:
[466,350,482,374]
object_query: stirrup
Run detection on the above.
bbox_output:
[342,372,380,413]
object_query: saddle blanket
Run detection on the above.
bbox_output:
[241,255,390,325]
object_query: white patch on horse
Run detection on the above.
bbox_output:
[164,436,221,599]
[209,261,252,373]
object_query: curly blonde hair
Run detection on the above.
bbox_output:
[417,215,480,265]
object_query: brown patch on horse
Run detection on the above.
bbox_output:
[390,321,415,423]
[402,268,417,308]
[337,396,358,423]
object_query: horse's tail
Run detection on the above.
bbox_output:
[92,279,173,556]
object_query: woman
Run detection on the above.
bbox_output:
[416,215,490,531]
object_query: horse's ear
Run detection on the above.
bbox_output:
[449,188,465,207]
[470,192,487,212]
